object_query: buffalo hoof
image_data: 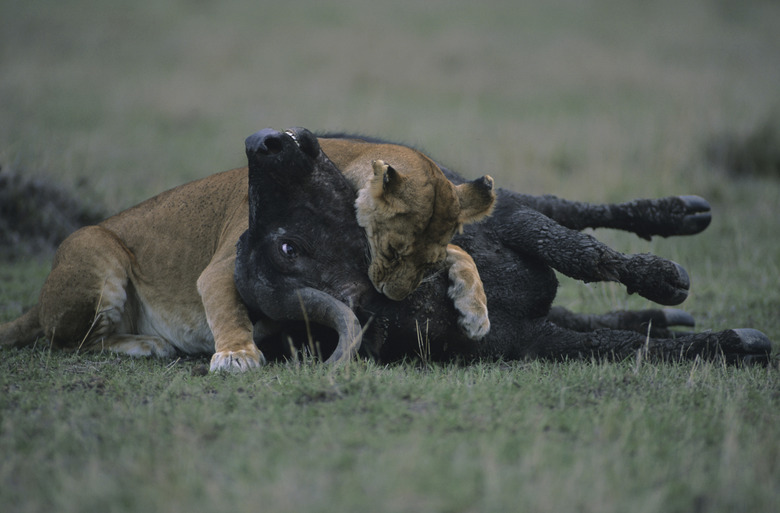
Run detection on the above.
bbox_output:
[658,262,690,306]
[661,308,696,327]
[623,308,696,337]
[625,257,690,306]
[634,308,696,338]
[641,308,696,337]
[726,329,773,365]
[677,195,712,236]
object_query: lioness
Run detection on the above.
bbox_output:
[0,128,494,370]
[320,135,496,339]
[1,128,369,371]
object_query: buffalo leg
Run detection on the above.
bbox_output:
[504,319,771,365]
[496,207,690,305]
[546,306,695,338]
[498,192,711,239]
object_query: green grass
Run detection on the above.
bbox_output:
[2,352,778,513]
[1,0,779,512]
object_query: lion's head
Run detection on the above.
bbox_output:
[321,138,495,301]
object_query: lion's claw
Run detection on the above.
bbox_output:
[458,307,491,341]
[209,348,266,372]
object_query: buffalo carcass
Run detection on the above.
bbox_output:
[243,132,772,365]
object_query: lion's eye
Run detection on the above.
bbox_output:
[281,242,298,258]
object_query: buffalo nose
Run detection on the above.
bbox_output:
[245,128,285,157]
[285,127,320,159]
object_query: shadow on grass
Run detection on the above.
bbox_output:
[0,165,105,261]
[705,117,780,180]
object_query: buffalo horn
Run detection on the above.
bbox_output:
[285,287,363,363]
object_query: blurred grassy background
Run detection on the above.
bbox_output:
[2,0,778,341]
[1,0,777,202]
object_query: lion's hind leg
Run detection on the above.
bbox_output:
[88,334,177,357]
[64,293,176,357]
[37,226,145,354]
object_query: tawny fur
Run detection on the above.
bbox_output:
[320,137,496,339]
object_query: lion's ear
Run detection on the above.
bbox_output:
[455,175,496,224]
[371,160,407,198]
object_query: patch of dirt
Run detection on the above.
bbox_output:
[0,165,106,260]
[705,118,780,179]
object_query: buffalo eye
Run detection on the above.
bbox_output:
[281,242,298,258]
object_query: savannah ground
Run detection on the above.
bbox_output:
[1,1,779,512]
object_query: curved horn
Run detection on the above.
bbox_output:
[277,287,363,364]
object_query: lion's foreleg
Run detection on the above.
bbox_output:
[197,255,264,372]
[445,244,490,340]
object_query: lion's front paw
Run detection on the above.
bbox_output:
[209,347,266,372]
[446,244,490,341]
[456,303,491,340]
[449,277,491,340]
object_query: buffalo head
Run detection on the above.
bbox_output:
[234,127,371,362]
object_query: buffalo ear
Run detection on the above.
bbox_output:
[455,175,496,224]
[371,159,407,198]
